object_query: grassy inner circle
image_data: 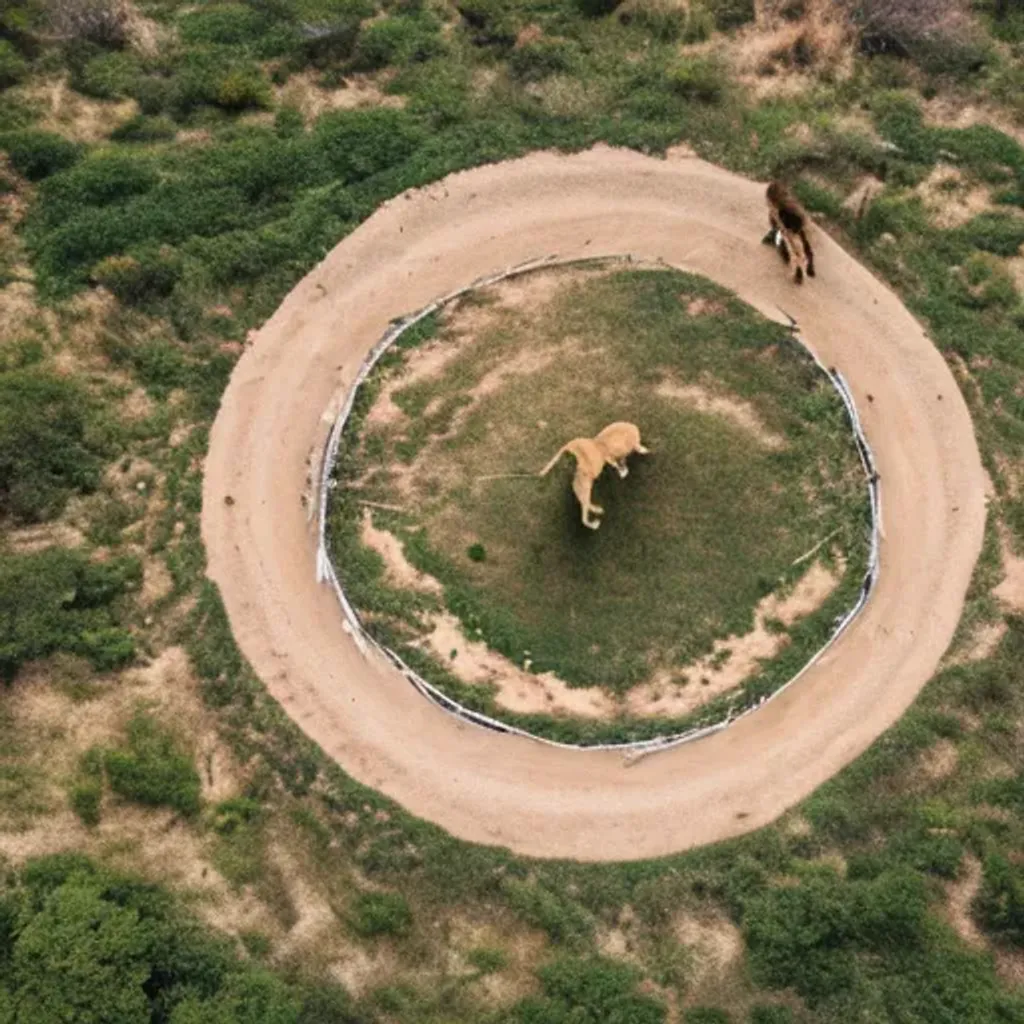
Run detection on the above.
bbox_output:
[327,262,870,744]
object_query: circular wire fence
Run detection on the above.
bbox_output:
[315,254,881,756]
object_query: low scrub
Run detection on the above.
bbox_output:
[0,367,108,523]
[349,891,412,936]
[102,712,202,816]
[0,39,29,88]
[0,130,81,180]
[0,548,140,681]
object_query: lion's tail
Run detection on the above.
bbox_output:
[539,442,573,477]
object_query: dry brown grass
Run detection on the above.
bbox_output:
[731,0,854,94]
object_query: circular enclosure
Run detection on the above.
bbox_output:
[202,148,985,861]
[324,259,876,747]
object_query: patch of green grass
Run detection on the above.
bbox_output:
[103,712,202,816]
[466,946,507,973]
[350,891,412,937]
[329,265,870,741]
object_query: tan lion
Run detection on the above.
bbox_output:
[539,422,649,530]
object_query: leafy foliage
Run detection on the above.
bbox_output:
[0,855,344,1023]
[103,713,203,816]
[0,129,81,180]
[975,854,1024,947]
[0,368,109,523]
[511,957,665,1024]
[349,892,412,937]
[0,549,139,681]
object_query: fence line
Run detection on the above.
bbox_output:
[314,255,882,755]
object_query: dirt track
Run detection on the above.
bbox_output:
[201,146,986,862]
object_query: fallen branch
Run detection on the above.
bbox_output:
[791,528,842,567]
[359,500,407,513]
[475,473,540,482]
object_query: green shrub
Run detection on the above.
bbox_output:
[178,4,271,46]
[956,212,1024,257]
[743,875,857,1003]
[313,107,425,183]
[109,114,177,142]
[0,549,140,681]
[749,1008,793,1024]
[957,253,1019,310]
[685,1009,731,1024]
[69,779,102,826]
[75,50,141,99]
[38,154,159,228]
[849,869,928,949]
[0,130,82,180]
[502,878,593,944]
[0,39,28,89]
[168,51,273,114]
[351,14,445,70]
[467,543,486,562]
[104,713,202,816]
[0,853,349,1021]
[467,946,507,973]
[509,39,581,81]
[215,66,274,109]
[515,957,665,1024]
[455,0,520,46]
[974,854,1024,946]
[91,246,182,304]
[708,0,755,28]
[667,55,727,103]
[210,797,263,835]
[619,1,693,42]
[0,368,107,523]
[350,891,412,936]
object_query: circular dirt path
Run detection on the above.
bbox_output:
[202,146,986,862]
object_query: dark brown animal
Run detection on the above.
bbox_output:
[762,181,816,285]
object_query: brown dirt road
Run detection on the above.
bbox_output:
[201,146,986,861]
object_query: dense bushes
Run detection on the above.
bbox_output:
[351,13,445,70]
[0,368,108,523]
[0,548,139,681]
[743,870,929,1002]
[349,892,412,936]
[975,854,1024,946]
[0,855,344,1023]
[0,129,81,180]
[314,107,425,183]
[511,957,665,1024]
[25,108,430,293]
[0,39,28,88]
[102,712,203,816]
